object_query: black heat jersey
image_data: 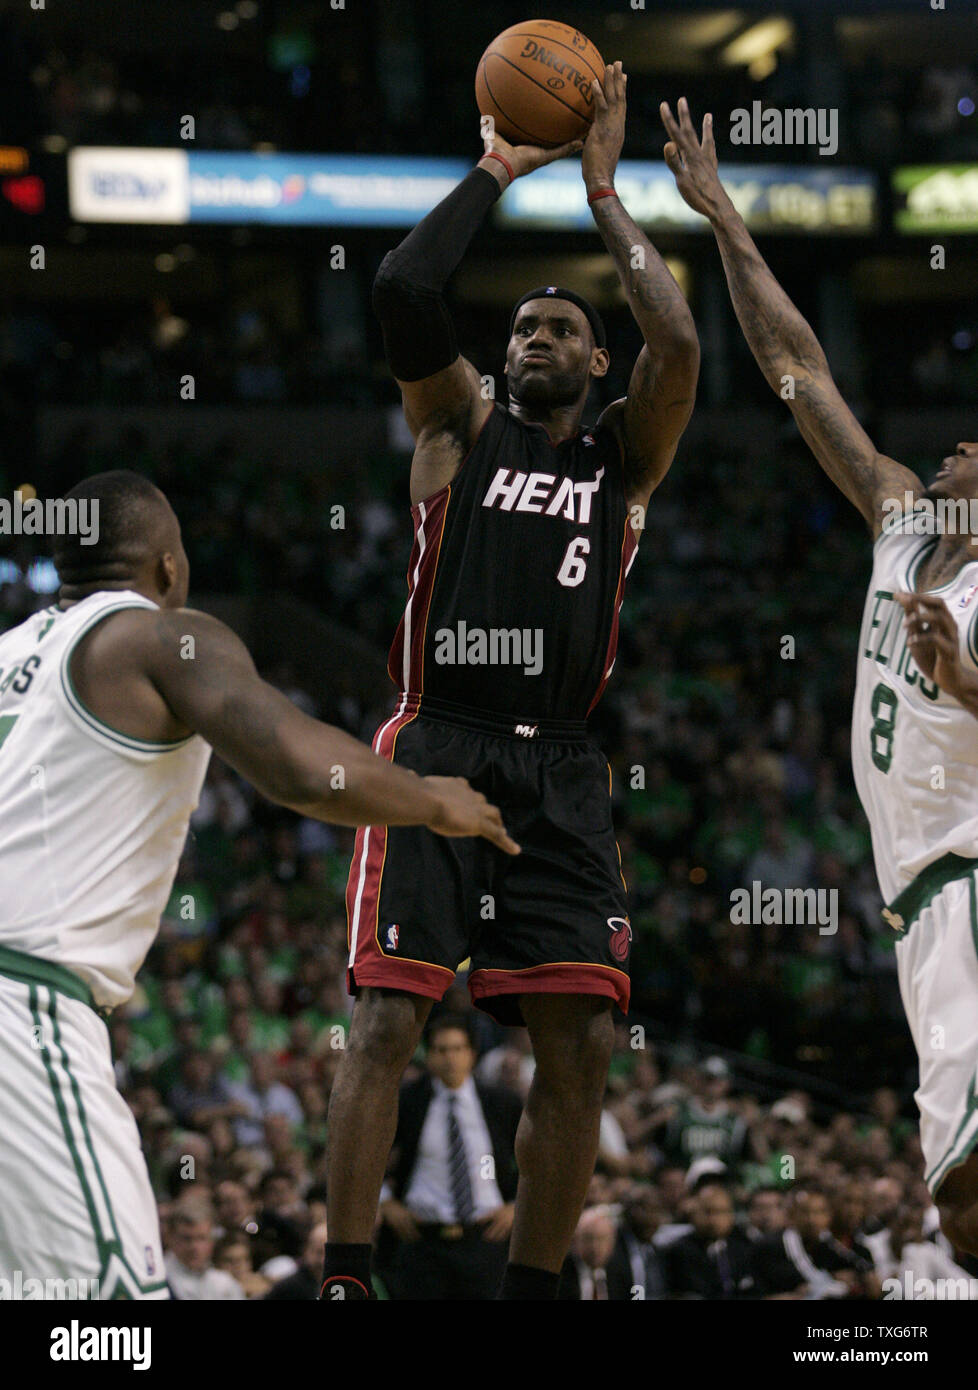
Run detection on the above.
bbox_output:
[388,402,638,721]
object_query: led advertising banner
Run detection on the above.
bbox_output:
[68,147,877,234]
[893,165,978,234]
[68,148,470,226]
[496,161,877,234]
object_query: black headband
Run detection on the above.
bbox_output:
[509,285,606,350]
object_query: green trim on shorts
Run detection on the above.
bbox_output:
[926,872,978,1196]
[30,984,111,1279]
[928,1068,978,1194]
[0,944,109,1020]
[884,853,978,935]
[29,985,167,1299]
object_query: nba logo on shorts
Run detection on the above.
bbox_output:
[607,916,632,962]
[385,924,400,951]
[145,1246,156,1277]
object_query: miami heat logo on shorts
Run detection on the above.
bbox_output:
[607,916,632,962]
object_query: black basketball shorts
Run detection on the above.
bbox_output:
[344,694,632,1025]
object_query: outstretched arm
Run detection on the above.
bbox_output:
[660,98,921,536]
[584,64,699,506]
[150,610,518,849]
[75,606,518,852]
[373,134,583,500]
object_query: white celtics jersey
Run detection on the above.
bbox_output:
[852,509,978,903]
[0,591,210,1009]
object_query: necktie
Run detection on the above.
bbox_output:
[592,1269,608,1300]
[446,1092,475,1223]
[711,1240,734,1297]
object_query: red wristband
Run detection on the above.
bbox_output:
[482,150,515,185]
[587,186,617,205]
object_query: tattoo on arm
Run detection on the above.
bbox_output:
[591,196,695,343]
[712,213,921,529]
[591,197,698,491]
[716,230,825,388]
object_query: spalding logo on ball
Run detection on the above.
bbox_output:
[607,916,632,962]
[476,19,605,148]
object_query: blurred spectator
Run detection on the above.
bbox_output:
[660,1058,751,1167]
[214,1233,270,1299]
[264,1222,330,1302]
[165,1206,245,1300]
[749,1185,879,1300]
[378,1014,520,1300]
[616,1186,668,1300]
[662,1183,754,1299]
[224,1053,304,1148]
[879,1207,977,1300]
[559,1206,633,1301]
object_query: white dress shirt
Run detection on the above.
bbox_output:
[404,1076,504,1221]
[165,1255,245,1300]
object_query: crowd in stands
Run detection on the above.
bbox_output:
[4,3,975,1296]
[136,1017,976,1299]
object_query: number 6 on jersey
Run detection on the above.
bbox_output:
[557,537,590,588]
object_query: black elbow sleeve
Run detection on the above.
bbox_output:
[372,255,459,383]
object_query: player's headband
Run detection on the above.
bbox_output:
[509,285,607,350]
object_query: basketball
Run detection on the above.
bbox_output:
[475,19,605,148]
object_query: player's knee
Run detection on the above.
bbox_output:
[346,990,427,1075]
[535,1002,614,1096]
[578,1006,615,1086]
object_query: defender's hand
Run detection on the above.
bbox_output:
[423,776,520,855]
[896,591,975,701]
[583,60,627,192]
[480,132,584,186]
[660,98,729,222]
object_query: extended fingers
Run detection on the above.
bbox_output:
[660,100,682,144]
[483,806,520,856]
[663,140,684,174]
[594,60,626,108]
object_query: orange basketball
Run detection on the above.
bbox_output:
[475,19,605,149]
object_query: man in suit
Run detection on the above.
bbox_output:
[558,1205,637,1300]
[378,1013,521,1299]
[616,1185,668,1300]
[662,1182,754,1299]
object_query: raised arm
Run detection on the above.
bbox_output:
[72,606,519,852]
[373,135,582,502]
[661,98,921,536]
[584,64,700,508]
